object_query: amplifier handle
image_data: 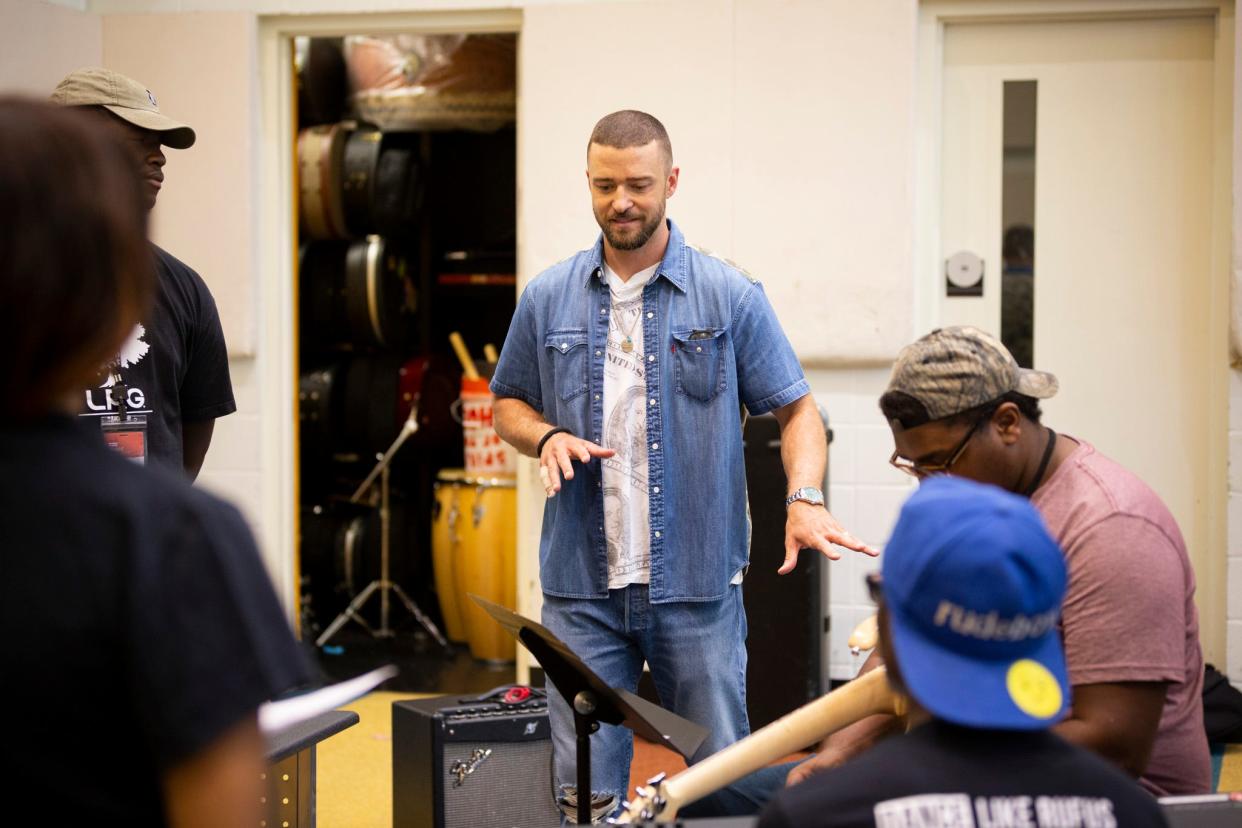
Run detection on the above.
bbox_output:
[464,685,546,705]
[452,684,548,707]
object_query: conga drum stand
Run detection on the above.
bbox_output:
[316,408,449,649]
[471,596,708,824]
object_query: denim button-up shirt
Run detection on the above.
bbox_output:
[491,220,809,602]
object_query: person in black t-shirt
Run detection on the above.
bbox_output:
[51,67,236,479]
[0,98,310,826]
[757,477,1166,828]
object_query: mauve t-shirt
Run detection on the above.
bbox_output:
[1032,437,1209,796]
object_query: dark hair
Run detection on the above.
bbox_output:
[1002,224,1034,266]
[0,98,153,420]
[879,390,1043,430]
[588,110,673,167]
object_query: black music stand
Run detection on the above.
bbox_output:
[471,595,709,825]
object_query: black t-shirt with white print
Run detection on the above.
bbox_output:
[758,720,1168,828]
[79,244,235,472]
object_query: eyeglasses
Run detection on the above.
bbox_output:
[865,572,883,605]
[889,413,987,478]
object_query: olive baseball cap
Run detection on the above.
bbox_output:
[50,67,195,149]
[885,326,1058,423]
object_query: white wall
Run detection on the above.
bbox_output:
[1228,371,1242,682]
[806,367,914,679]
[519,0,916,363]
[102,12,259,357]
[0,0,101,95]
[1228,5,1242,684]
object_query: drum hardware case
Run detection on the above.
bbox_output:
[314,405,448,649]
[741,410,831,729]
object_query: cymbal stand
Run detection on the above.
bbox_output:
[316,407,448,649]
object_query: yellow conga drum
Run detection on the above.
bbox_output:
[455,473,517,662]
[431,469,468,643]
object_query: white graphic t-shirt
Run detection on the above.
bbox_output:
[602,262,658,588]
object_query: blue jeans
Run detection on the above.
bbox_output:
[541,584,751,811]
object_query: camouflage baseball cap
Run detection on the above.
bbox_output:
[885,326,1058,422]
[50,68,195,149]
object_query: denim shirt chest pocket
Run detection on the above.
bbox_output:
[672,327,728,403]
[544,328,590,401]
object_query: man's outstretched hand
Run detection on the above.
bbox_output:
[781,502,878,573]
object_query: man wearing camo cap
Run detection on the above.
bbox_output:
[795,326,1209,796]
[51,68,235,479]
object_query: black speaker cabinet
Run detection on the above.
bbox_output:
[742,411,830,731]
[393,688,561,828]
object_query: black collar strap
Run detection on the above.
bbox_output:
[1022,428,1057,497]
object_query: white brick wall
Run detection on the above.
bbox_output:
[807,367,914,681]
[1228,369,1242,683]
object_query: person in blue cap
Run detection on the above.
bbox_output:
[756,477,1166,828]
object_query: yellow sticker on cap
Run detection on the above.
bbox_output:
[1006,659,1062,719]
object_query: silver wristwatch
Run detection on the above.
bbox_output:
[784,486,825,508]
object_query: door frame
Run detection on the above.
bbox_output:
[254,9,523,620]
[915,0,1235,664]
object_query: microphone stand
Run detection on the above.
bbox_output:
[316,406,449,649]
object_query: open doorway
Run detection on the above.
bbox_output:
[290,27,520,691]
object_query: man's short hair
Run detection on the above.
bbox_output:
[588,110,673,167]
[0,98,154,420]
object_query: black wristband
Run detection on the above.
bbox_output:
[536,427,572,458]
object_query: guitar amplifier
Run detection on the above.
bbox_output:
[393,686,561,828]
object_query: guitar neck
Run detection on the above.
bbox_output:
[660,667,900,819]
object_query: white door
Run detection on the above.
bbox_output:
[938,15,1222,643]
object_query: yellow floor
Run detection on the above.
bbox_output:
[317,691,430,828]
[1219,744,1242,791]
[317,692,1242,827]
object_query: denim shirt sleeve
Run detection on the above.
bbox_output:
[490,280,543,411]
[732,281,810,415]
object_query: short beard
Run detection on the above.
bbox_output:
[601,202,665,251]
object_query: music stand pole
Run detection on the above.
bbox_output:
[315,408,449,649]
[573,691,599,825]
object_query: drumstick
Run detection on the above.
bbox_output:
[449,331,481,380]
[483,343,499,364]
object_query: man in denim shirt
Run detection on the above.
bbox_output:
[491,110,875,819]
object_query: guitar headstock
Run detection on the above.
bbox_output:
[610,772,671,824]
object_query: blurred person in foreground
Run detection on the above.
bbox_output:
[758,477,1167,828]
[0,98,309,826]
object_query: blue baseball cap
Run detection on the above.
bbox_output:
[881,476,1070,729]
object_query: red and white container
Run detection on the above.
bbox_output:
[459,376,515,476]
